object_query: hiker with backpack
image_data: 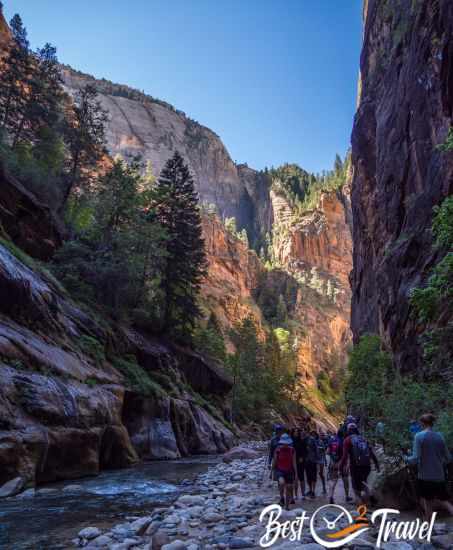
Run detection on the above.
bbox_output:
[339,423,380,505]
[268,424,284,469]
[406,413,453,520]
[327,432,352,504]
[271,433,298,510]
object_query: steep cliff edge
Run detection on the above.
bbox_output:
[61,68,272,245]
[351,0,453,371]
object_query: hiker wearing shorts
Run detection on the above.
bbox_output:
[339,423,379,505]
[327,433,351,504]
[272,433,298,510]
[406,413,453,520]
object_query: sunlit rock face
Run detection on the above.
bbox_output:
[61,69,273,243]
[350,0,453,372]
[269,187,353,407]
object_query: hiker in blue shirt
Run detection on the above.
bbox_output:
[406,413,453,520]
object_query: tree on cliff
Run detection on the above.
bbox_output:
[63,84,108,205]
[155,151,207,337]
[0,14,31,135]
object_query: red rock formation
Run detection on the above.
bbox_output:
[351,0,453,371]
[201,213,265,347]
[270,187,353,413]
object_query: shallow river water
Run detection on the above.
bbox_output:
[0,456,219,550]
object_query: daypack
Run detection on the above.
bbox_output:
[329,438,341,462]
[275,445,294,472]
[350,435,371,467]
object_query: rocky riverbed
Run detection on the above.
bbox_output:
[71,444,453,550]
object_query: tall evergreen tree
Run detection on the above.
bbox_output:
[155,151,207,335]
[63,84,108,205]
[0,14,31,135]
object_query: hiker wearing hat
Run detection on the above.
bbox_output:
[339,423,379,505]
[271,433,298,509]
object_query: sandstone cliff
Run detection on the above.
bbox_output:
[61,68,272,244]
[351,0,453,371]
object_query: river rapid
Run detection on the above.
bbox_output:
[0,456,219,549]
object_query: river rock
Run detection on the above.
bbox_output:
[130,516,154,535]
[152,530,171,550]
[15,487,35,498]
[204,512,224,523]
[228,536,254,549]
[161,541,187,550]
[86,534,113,547]
[79,526,102,540]
[0,476,24,497]
[145,521,162,536]
[175,494,204,507]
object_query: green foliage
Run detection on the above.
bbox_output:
[269,153,350,218]
[227,317,297,423]
[437,127,453,152]
[78,335,105,367]
[85,377,98,387]
[345,335,391,428]
[113,357,165,397]
[192,313,227,363]
[410,197,453,377]
[155,151,207,338]
[345,335,453,453]
[53,159,168,325]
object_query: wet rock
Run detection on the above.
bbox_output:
[86,534,113,547]
[78,526,102,540]
[228,537,254,549]
[381,543,414,550]
[175,494,204,507]
[130,516,154,536]
[145,521,162,536]
[152,530,171,550]
[0,476,24,497]
[161,541,187,550]
[15,487,35,498]
[62,484,83,492]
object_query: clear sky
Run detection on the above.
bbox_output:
[4,1,363,174]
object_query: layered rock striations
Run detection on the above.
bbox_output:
[350,0,453,371]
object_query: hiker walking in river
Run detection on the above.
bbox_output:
[315,431,328,495]
[406,413,453,520]
[339,423,380,505]
[304,430,319,498]
[268,424,284,471]
[272,433,298,510]
[327,431,352,504]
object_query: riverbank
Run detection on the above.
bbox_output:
[70,446,453,550]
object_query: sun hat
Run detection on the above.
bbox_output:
[279,433,293,445]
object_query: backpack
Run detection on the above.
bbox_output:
[350,435,371,467]
[275,445,294,472]
[329,438,341,462]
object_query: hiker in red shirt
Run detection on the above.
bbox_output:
[271,433,298,510]
[339,423,379,505]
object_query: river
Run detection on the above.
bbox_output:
[0,456,220,550]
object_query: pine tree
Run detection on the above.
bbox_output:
[155,151,207,335]
[63,84,108,205]
[0,14,31,135]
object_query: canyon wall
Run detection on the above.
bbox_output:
[351,0,453,371]
[62,69,273,244]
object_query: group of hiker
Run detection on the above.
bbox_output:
[268,413,453,517]
[268,415,378,509]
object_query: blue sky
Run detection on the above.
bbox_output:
[4,1,363,174]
